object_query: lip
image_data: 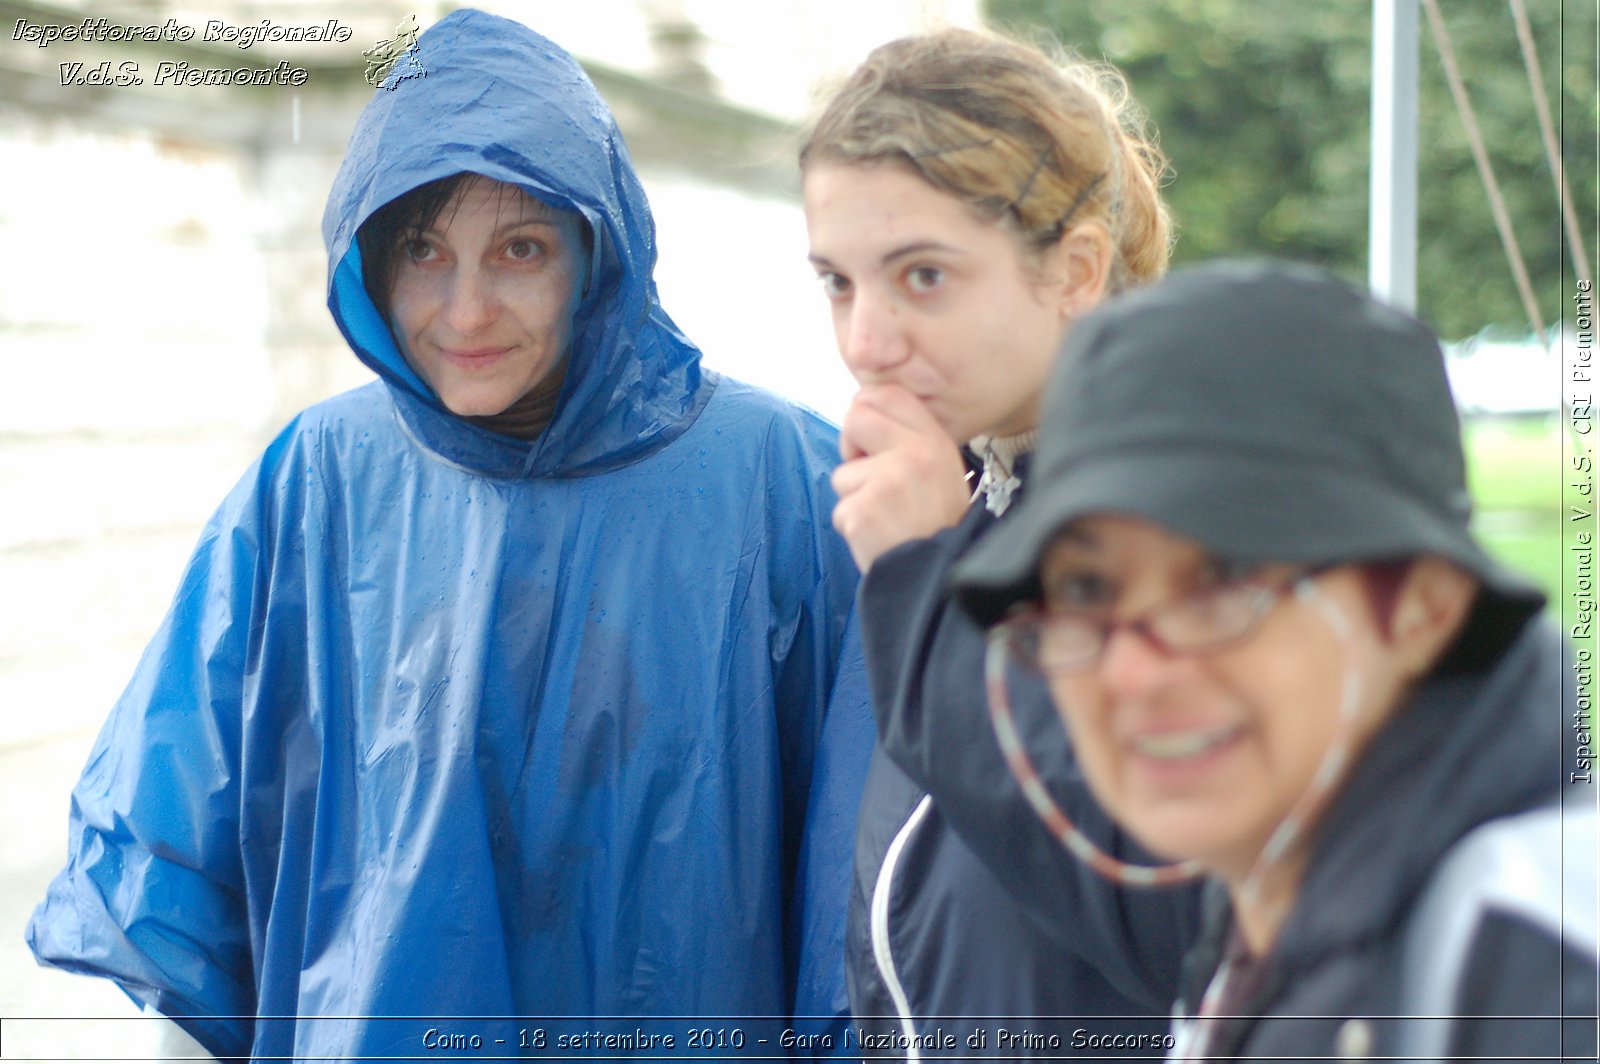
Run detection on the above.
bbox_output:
[438,345,513,367]
[1120,720,1244,787]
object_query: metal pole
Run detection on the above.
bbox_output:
[1370,0,1419,312]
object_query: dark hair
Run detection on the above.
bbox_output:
[356,173,476,322]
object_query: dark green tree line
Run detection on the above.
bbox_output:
[987,0,1597,339]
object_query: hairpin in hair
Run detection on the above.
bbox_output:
[1009,143,1054,214]
[909,138,997,160]
[1052,171,1107,230]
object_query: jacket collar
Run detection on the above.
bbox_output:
[1184,615,1568,1004]
[1286,615,1566,959]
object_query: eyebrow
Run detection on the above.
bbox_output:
[413,213,563,245]
[807,240,966,270]
[1038,533,1104,590]
[1051,526,1103,551]
[496,215,561,234]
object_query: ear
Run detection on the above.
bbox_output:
[1388,558,1480,677]
[1046,221,1114,318]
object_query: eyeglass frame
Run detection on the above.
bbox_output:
[979,567,1356,888]
[991,569,1321,677]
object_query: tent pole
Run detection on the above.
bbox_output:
[1370,0,1419,312]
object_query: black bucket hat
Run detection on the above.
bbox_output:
[951,260,1545,637]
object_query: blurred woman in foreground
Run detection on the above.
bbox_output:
[954,260,1598,1061]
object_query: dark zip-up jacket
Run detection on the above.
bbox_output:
[1172,617,1597,1061]
[848,462,1202,1057]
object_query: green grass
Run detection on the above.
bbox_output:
[1464,415,1595,730]
[1463,415,1567,600]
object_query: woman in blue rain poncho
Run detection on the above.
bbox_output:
[28,10,869,1061]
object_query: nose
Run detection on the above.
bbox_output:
[839,291,908,380]
[1096,622,1179,700]
[442,265,496,335]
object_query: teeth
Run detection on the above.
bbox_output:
[1132,726,1236,760]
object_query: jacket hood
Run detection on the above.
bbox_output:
[1268,614,1568,967]
[1175,614,1574,1051]
[322,8,709,478]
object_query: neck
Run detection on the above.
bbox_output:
[970,427,1039,466]
[466,357,569,441]
[968,428,1039,516]
[1222,850,1307,956]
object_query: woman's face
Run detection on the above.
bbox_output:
[389,176,584,418]
[1035,515,1419,883]
[803,162,1079,442]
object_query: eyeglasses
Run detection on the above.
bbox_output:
[981,568,1349,892]
[993,572,1314,676]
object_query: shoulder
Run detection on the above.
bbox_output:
[1400,804,1598,1058]
[242,381,398,475]
[1410,804,1596,964]
[203,381,398,527]
[275,381,395,439]
[694,372,842,463]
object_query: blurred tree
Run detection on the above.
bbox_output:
[987,0,1597,339]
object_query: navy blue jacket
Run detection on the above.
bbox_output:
[850,467,1201,1057]
[1171,618,1597,1061]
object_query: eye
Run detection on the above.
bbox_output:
[817,272,852,300]
[401,236,437,263]
[905,265,944,294]
[1045,569,1115,613]
[505,238,544,262]
[1167,558,1270,624]
[1194,555,1262,590]
[1191,556,1233,591]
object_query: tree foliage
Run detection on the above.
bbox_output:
[986,0,1597,338]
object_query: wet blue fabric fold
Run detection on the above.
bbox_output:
[28,9,867,1060]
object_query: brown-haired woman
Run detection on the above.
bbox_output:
[800,27,1199,1052]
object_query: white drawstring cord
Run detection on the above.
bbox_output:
[1176,579,1369,1062]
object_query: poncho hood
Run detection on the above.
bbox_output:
[322,8,708,478]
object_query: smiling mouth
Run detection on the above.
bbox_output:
[440,346,511,364]
[1130,724,1241,761]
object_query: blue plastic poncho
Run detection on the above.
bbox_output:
[28,10,871,1059]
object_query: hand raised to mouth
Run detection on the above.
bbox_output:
[831,382,971,572]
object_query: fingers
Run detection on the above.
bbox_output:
[829,454,874,497]
[855,382,948,437]
[829,426,971,572]
[833,466,925,573]
[838,383,947,461]
[831,489,887,572]
[829,440,961,503]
